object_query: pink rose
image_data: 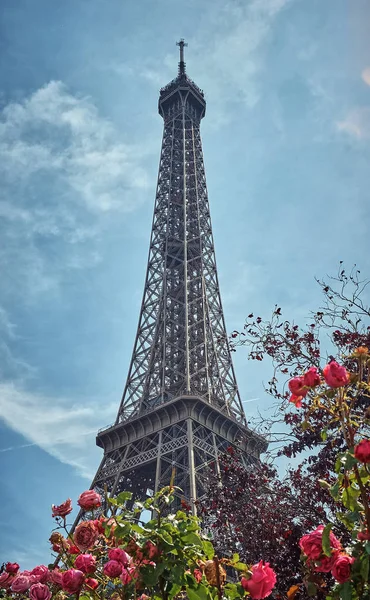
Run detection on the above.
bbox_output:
[331,554,355,583]
[6,563,19,575]
[104,560,123,578]
[11,574,32,593]
[323,361,350,388]
[61,569,84,594]
[120,567,135,585]
[52,498,73,518]
[85,578,99,590]
[108,547,131,565]
[0,572,14,589]
[354,439,370,464]
[31,565,49,584]
[75,554,96,574]
[303,367,321,388]
[73,521,98,551]
[358,530,370,541]
[77,490,102,511]
[240,561,277,600]
[299,525,342,561]
[146,541,159,559]
[314,552,339,573]
[194,569,203,583]
[29,583,51,600]
[289,394,303,408]
[49,569,63,586]
[288,376,308,398]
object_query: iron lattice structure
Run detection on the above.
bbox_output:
[89,41,266,512]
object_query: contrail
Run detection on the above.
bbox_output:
[242,397,259,403]
[0,442,37,453]
[0,429,98,454]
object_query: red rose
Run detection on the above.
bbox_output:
[240,561,276,600]
[288,376,308,398]
[194,569,203,583]
[85,578,99,590]
[331,554,354,583]
[103,560,122,578]
[29,583,51,600]
[5,563,19,575]
[93,517,106,534]
[108,548,131,565]
[73,521,98,551]
[303,367,321,388]
[77,490,102,511]
[314,552,339,573]
[299,525,341,561]
[357,530,370,541]
[75,554,96,574]
[52,498,72,518]
[354,439,370,464]
[0,572,14,590]
[323,361,350,388]
[61,569,84,594]
[31,566,49,584]
[289,394,303,408]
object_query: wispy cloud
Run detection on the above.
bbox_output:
[0,382,116,478]
[0,80,150,213]
[0,81,152,301]
[108,0,291,126]
[336,108,370,139]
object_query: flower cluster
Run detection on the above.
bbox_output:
[288,360,350,408]
[0,487,277,600]
[299,525,354,583]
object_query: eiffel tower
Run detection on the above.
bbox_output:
[90,41,266,511]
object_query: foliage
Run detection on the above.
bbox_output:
[0,486,277,600]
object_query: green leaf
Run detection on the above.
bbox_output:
[321,427,328,441]
[330,481,340,500]
[224,583,243,600]
[141,565,159,586]
[202,540,215,559]
[187,584,210,600]
[181,532,203,546]
[114,523,131,538]
[116,491,133,503]
[307,582,317,597]
[343,452,358,470]
[338,581,352,600]
[322,522,333,557]
[365,542,370,555]
[168,584,182,599]
[361,554,369,582]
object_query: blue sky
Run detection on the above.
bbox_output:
[1,0,370,567]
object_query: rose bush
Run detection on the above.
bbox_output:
[0,486,276,600]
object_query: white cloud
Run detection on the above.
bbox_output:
[0,381,116,478]
[109,0,291,124]
[0,80,150,213]
[336,108,370,139]
[362,67,370,86]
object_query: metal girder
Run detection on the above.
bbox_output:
[82,52,267,519]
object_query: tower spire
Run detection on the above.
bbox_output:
[176,38,188,75]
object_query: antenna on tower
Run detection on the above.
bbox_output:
[176,39,188,75]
